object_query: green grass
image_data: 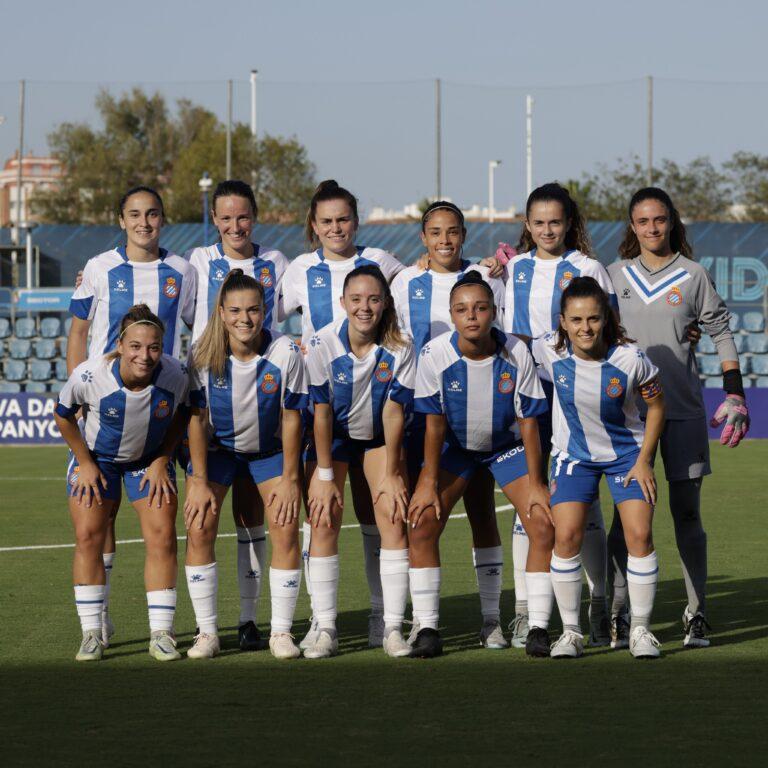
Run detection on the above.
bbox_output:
[1,444,766,767]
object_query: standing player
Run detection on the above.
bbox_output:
[500,183,616,651]
[408,272,550,658]
[183,269,308,660]
[67,186,196,648]
[54,305,189,662]
[391,201,511,650]
[533,277,665,659]
[281,180,406,649]
[607,187,748,648]
[305,265,414,659]
[186,179,289,651]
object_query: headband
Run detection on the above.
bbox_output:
[119,319,163,339]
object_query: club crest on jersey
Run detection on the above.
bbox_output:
[259,267,273,288]
[114,279,128,293]
[68,466,80,487]
[666,286,683,306]
[154,399,170,419]
[448,380,463,393]
[605,377,624,398]
[261,373,278,394]
[558,271,574,290]
[497,371,514,394]
[375,362,393,383]
[163,277,178,298]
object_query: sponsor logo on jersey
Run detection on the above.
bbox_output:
[515,271,528,284]
[288,341,300,353]
[259,267,273,288]
[605,376,624,398]
[495,444,524,463]
[448,380,463,393]
[420,345,431,356]
[558,271,574,290]
[556,374,568,388]
[621,288,631,299]
[213,268,226,282]
[105,406,120,419]
[375,361,393,383]
[498,371,515,394]
[213,376,228,389]
[154,399,170,419]
[113,279,128,293]
[261,373,278,394]
[614,475,636,485]
[334,371,349,385]
[312,275,327,288]
[81,370,93,383]
[163,276,179,298]
[309,335,321,348]
[412,287,426,300]
[666,286,683,306]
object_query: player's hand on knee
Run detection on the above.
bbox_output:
[526,482,552,524]
[374,472,410,524]
[141,458,176,509]
[407,480,441,528]
[308,479,342,528]
[624,459,656,505]
[73,460,106,508]
[183,478,218,530]
[710,394,750,448]
[268,477,301,527]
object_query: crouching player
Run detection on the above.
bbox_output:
[532,277,665,659]
[305,265,415,659]
[54,305,189,662]
[183,269,308,660]
[409,272,550,658]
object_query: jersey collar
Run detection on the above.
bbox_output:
[636,252,681,275]
[449,327,506,357]
[116,246,168,262]
[215,242,261,260]
[529,248,576,261]
[316,246,365,262]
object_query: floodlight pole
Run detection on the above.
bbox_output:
[226,79,233,179]
[435,78,442,200]
[488,160,501,223]
[647,75,654,186]
[15,80,25,247]
[250,69,258,192]
[526,94,533,199]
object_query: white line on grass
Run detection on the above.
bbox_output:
[0,504,515,553]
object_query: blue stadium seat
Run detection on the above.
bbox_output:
[750,356,768,375]
[755,376,768,388]
[64,317,73,335]
[0,381,22,393]
[703,377,722,388]
[728,314,740,332]
[34,339,57,359]
[25,381,48,393]
[41,317,61,338]
[733,334,745,354]
[9,339,31,359]
[698,356,722,376]
[746,335,768,354]
[742,311,765,333]
[29,359,51,381]
[14,317,36,339]
[59,337,68,357]
[697,335,716,354]
[49,382,63,395]
[279,314,302,337]
[55,359,69,381]
[4,359,26,381]
[0,317,10,338]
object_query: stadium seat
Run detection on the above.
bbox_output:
[55,359,69,381]
[59,337,68,357]
[742,311,765,333]
[728,314,740,332]
[4,359,26,382]
[280,314,302,337]
[750,356,768,375]
[64,317,73,335]
[49,382,63,395]
[9,339,32,359]
[14,317,36,339]
[704,377,722,388]
[29,359,51,381]
[755,377,768,388]
[40,317,61,338]
[0,381,22,393]
[697,335,716,354]
[34,339,57,359]
[25,381,48,393]
[746,334,768,354]
[733,334,745,353]
[698,356,722,376]
[0,317,10,338]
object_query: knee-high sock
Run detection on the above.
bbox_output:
[270,568,301,634]
[526,571,554,630]
[236,525,266,625]
[409,567,441,631]
[301,520,313,603]
[186,562,218,635]
[309,555,339,629]
[512,515,529,615]
[360,525,384,615]
[582,498,607,602]
[102,552,115,615]
[670,479,707,615]
[550,554,583,633]
[147,588,176,633]
[380,548,409,629]
[473,545,503,622]
[627,552,658,632]
[74,584,105,633]
[607,507,629,617]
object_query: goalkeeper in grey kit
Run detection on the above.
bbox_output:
[606,187,749,649]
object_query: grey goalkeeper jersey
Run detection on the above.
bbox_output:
[607,254,738,420]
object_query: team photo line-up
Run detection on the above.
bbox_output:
[54,177,750,663]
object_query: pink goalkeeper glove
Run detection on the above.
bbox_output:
[710,394,750,447]
[495,242,516,266]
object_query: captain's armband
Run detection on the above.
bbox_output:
[639,377,662,401]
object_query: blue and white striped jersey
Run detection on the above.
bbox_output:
[281,247,405,342]
[56,354,189,463]
[391,262,506,355]
[186,242,288,343]
[69,247,196,359]
[531,334,659,463]
[414,329,547,452]
[503,250,615,339]
[305,318,415,441]
[189,331,308,454]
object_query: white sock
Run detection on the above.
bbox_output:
[551,554,583,633]
[472,545,503,623]
[302,521,313,600]
[526,571,553,630]
[236,525,266,625]
[409,566,441,631]
[269,568,301,634]
[512,516,529,614]
[147,589,177,632]
[102,552,115,615]
[360,524,384,615]
[185,562,218,635]
[582,498,607,601]
[380,548,409,629]
[74,584,105,633]
[309,555,339,629]
[627,551,658,632]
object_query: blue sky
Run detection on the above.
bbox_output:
[2,0,767,214]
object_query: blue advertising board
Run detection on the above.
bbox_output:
[13,288,72,312]
[0,393,62,444]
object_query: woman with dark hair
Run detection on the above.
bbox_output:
[186,179,289,652]
[607,187,748,649]
[532,276,666,659]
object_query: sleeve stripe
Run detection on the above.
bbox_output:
[69,296,93,320]
[414,394,442,415]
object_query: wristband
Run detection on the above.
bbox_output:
[722,369,745,398]
[317,466,334,481]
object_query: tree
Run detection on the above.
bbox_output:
[724,152,768,221]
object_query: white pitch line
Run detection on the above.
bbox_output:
[0,504,515,553]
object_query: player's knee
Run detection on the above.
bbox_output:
[74,525,104,555]
[407,518,441,552]
[527,513,554,549]
[622,524,653,554]
[554,527,582,557]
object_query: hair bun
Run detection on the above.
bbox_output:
[317,179,339,193]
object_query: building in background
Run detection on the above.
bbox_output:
[367,201,518,223]
[0,153,63,227]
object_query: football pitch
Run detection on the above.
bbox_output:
[1,445,766,767]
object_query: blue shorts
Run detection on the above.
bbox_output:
[440,441,528,488]
[304,434,385,467]
[549,451,646,506]
[405,424,425,476]
[189,448,283,487]
[66,451,176,503]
